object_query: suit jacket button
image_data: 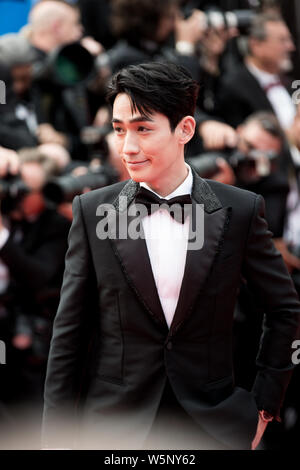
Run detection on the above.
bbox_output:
[166,341,172,350]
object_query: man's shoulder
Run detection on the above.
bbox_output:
[224,60,252,78]
[78,180,131,208]
[204,179,259,209]
[220,62,257,91]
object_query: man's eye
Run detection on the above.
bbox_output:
[114,127,124,134]
[138,126,149,132]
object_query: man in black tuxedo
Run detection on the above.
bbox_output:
[43,62,300,450]
[191,11,297,153]
[215,11,296,130]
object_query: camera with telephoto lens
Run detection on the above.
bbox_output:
[187,148,279,184]
[203,9,255,34]
[229,148,279,183]
[43,162,119,204]
[184,7,255,35]
[0,174,30,214]
[33,42,95,87]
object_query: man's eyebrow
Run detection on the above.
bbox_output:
[111,116,154,124]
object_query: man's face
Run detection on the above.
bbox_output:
[237,121,282,154]
[112,93,183,187]
[251,21,295,72]
[236,121,282,182]
[58,9,83,45]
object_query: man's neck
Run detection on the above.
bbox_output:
[145,163,189,198]
[246,56,279,76]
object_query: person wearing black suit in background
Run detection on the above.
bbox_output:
[198,11,296,151]
[214,12,296,130]
[0,148,70,411]
[43,62,300,450]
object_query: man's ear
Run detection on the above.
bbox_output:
[177,116,196,144]
[248,37,263,58]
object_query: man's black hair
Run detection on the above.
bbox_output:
[106,62,200,131]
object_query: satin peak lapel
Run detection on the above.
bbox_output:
[169,169,232,336]
[110,179,168,330]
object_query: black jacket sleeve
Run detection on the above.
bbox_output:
[42,196,98,448]
[242,195,300,419]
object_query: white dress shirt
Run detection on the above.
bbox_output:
[140,164,193,328]
[246,61,296,130]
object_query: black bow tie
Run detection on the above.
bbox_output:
[134,186,192,223]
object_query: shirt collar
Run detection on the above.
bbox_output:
[140,163,193,199]
[246,60,279,88]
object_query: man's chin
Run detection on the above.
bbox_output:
[126,168,150,183]
[280,57,293,72]
[129,174,145,182]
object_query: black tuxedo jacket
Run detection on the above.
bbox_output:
[215,62,291,128]
[42,170,300,449]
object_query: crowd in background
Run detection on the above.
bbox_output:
[0,0,300,450]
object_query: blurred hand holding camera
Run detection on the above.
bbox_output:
[0,147,20,178]
[199,120,238,150]
[80,36,104,57]
[37,124,69,148]
[175,9,206,49]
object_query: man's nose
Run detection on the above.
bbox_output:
[286,37,295,52]
[289,41,296,52]
[123,132,139,155]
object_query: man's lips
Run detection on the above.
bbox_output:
[125,160,149,168]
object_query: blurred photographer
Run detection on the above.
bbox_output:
[215,12,296,129]
[0,147,70,406]
[190,111,300,272]
[0,34,39,151]
[198,10,296,152]
[25,0,108,161]
[108,0,242,158]
[0,31,105,164]
[108,0,206,79]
